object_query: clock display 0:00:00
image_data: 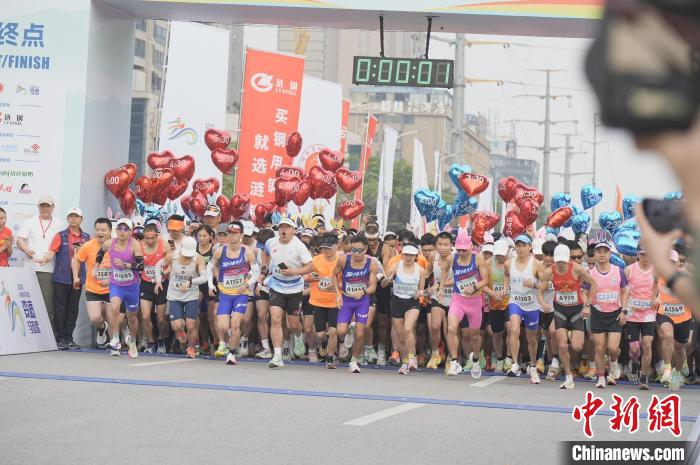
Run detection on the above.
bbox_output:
[353,57,454,88]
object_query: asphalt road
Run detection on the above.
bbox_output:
[1,350,698,465]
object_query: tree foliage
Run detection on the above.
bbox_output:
[362,153,414,231]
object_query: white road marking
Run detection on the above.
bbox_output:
[343,403,426,426]
[128,359,193,367]
[469,376,507,387]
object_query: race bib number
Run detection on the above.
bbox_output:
[493,284,504,293]
[596,291,619,303]
[456,275,477,294]
[394,282,418,297]
[345,283,366,294]
[629,298,652,310]
[113,269,134,283]
[319,278,336,292]
[663,304,684,316]
[96,268,111,281]
[222,273,246,290]
[555,291,579,305]
[143,266,157,280]
[512,293,534,305]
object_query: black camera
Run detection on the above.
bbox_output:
[585,0,699,134]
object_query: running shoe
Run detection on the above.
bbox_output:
[308,349,319,363]
[494,359,505,374]
[282,347,292,361]
[628,360,640,383]
[144,342,155,354]
[560,376,575,390]
[67,339,81,350]
[682,360,689,377]
[345,323,356,349]
[56,340,68,351]
[606,375,617,386]
[463,355,473,373]
[338,343,349,361]
[325,356,337,369]
[358,353,368,366]
[109,340,121,357]
[215,342,228,358]
[577,362,589,377]
[507,362,521,377]
[137,339,147,352]
[686,373,697,385]
[388,351,400,366]
[293,335,306,359]
[255,348,273,359]
[319,343,328,358]
[194,345,201,357]
[376,349,387,366]
[349,361,361,373]
[397,364,409,375]
[239,340,249,358]
[528,365,540,384]
[226,353,237,365]
[479,350,486,370]
[446,360,461,376]
[127,338,138,359]
[610,361,621,380]
[596,377,606,389]
[584,367,597,381]
[96,321,108,347]
[408,358,418,372]
[670,369,682,392]
[269,353,284,368]
[156,339,166,354]
[503,357,513,373]
[661,368,672,386]
[546,358,560,381]
[639,374,650,390]
[536,358,545,375]
[366,346,378,364]
[471,358,482,379]
[444,356,453,375]
[427,352,442,370]
[186,347,196,359]
[416,353,427,368]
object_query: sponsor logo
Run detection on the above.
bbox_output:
[250,72,273,93]
[30,85,39,96]
[15,85,27,95]
[1,281,26,336]
[0,183,12,192]
[1,144,17,153]
[166,117,198,145]
[23,143,39,156]
[19,183,30,194]
[0,169,32,178]
[0,112,24,127]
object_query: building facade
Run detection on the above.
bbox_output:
[489,153,540,207]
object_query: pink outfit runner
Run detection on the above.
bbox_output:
[626,262,656,323]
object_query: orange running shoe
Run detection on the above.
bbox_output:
[186,347,196,359]
[389,350,400,366]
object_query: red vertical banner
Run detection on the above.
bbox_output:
[236,48,305,206]
[339,99,350,158]
[352,113,377,229]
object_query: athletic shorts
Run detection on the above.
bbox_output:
[369,294,377,308]
[507,303,540,331]
[169,300,199,321]
[390,295,419,319]
[313,305,338,332]
[376,288,391,315]
[449,294,483,329]
[625,321,656,342]
[255,288,270,303]
[430,299,449,313]
[339,295,370,325]
[301,296,314,317]
[269,289,303,316]
[217,294,248,316]
[553,303,585,332]
[85,291,110,303]
[590,307,622,334]
[480,310,488,331]
[109,282,140,313]
[418,303,428,325]
[539,311,554,330]
[140,280,168,306]
[489,310,507,333]
[199,281,219,302]
[657,314,692,344]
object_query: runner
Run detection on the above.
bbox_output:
[253,228,276,359]
[207,221,256,365]
[623,246,658,389]
[443,229,489,378]
[539,240,558,380]
[72,218,113,349]
[374,230,397,366]
[381,241,426,374]
[156,236,208,359]
[165,215,186,253]
[259,217,313,368]
[426,231,454,369]
[656,250,694,391]
[98,218,144,357]
[537,244,596,389]
[333,233,378,373]
[239,220,259,357]
[589,240,628,388]
[483,239,510,373]
[196,225,218,354]
[310,233,340,368]
[139,223,170,354]
[505,234,549,383]
[362,222,383,365]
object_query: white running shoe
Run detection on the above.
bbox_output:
[293,335,306,358]
[408,358,418,371]
[239,340,249,358]
[504,357,513,373]
[255,348,273,359]
[339,343,349,360]
[349,361,361,373]
[226,353,237,365]
[596,377,606,389]
[376,349,387,366]
[127,338,138,359]
[661,368,672,386]
[447,360,461,376]
[494,359,504,374]
[156,339,166,354]
[607,375,617,386]
[345,323,355,349]
[610,361,621,380]
[366,346,378,364]
[528,365,540,384]
[109,339,121,357]
[308,349,319,363]
[507,362,521,377]
[546,361,560,381]
[96,321,108,347]
[397,364,409,375]
[670,369,682,392]
[560,376,575,390]
[471,358,482,379]
[269,353,284,368]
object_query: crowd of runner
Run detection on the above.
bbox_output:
[5,196,699,392]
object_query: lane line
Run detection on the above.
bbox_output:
[343,403,426,426]
[470,376,506,388]
[0,371,695,423]
[129,359,193,367]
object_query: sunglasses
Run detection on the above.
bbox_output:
[571,254,584,260]
[117,225,130,232]
[351,247,365,254]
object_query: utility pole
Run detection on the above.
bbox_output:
[551,133,590,198]
[582,113,605,224]
[452,33,465,158]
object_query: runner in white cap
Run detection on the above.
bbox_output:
[482,239,510,373]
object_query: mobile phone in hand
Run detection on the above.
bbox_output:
[278,263,288,270]
[642,198,687,233]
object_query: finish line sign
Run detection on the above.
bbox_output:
[0,268,56,355]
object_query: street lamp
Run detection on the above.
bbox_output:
[436,151,466,194]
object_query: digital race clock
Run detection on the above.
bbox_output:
[352,56,454,89]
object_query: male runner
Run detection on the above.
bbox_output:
[426,231,454,369]
[139,223,170,354]
[483,239,510,373]
[310,233,340,368]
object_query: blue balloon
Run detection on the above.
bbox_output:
[438,204,454,230]
[413,188,441,219]
[448,163,472,190]
[622,195,641,220]
[271,211,282,225]
[563,205,581,229]
[617,218,638,233]
[609,253,627,269]
[546,227,560,236]
[613,228,640,256]
[550,192,572,212]
[664,191,683,201]
[598,211,623,236]
[580,184,603,210]
[453,190,478,217]
[571,212,591,235]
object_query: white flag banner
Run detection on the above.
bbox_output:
[376,126,398,233]
[410,138,429,236]
[434,150,441,193]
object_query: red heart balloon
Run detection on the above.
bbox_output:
[318,149,345,172]
[276,166,305,179]
[335,168,363,193]
[503,209,526,238]
[471,211,500,231]
[216,195,231,223]
[169,155,196,182]
[546,206,573,228]
[518,198,540,226]
[497,176,518,203]
[192,177,220,196]
[274,176,301,208]
[291,178,311,206]
[134,176,154,203]
[189,190,207,218]
[150,168,175,195]
[309,166,337,198]
[168,177,188,201]
[286,132,302,158]
[104,167,131,198]
[458,172,490,197]
[337,200,364,221]
[123,163,137,185]
[204,128,232,152]
[119,188,136,216]
[514,183,544,207]
[152,189,169,206]
[254,202,275,226]
[147,150,174,170]
[211,148,238,175]
[229,194,250,220]
[471,224,486,245]
[180,194,191,216]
